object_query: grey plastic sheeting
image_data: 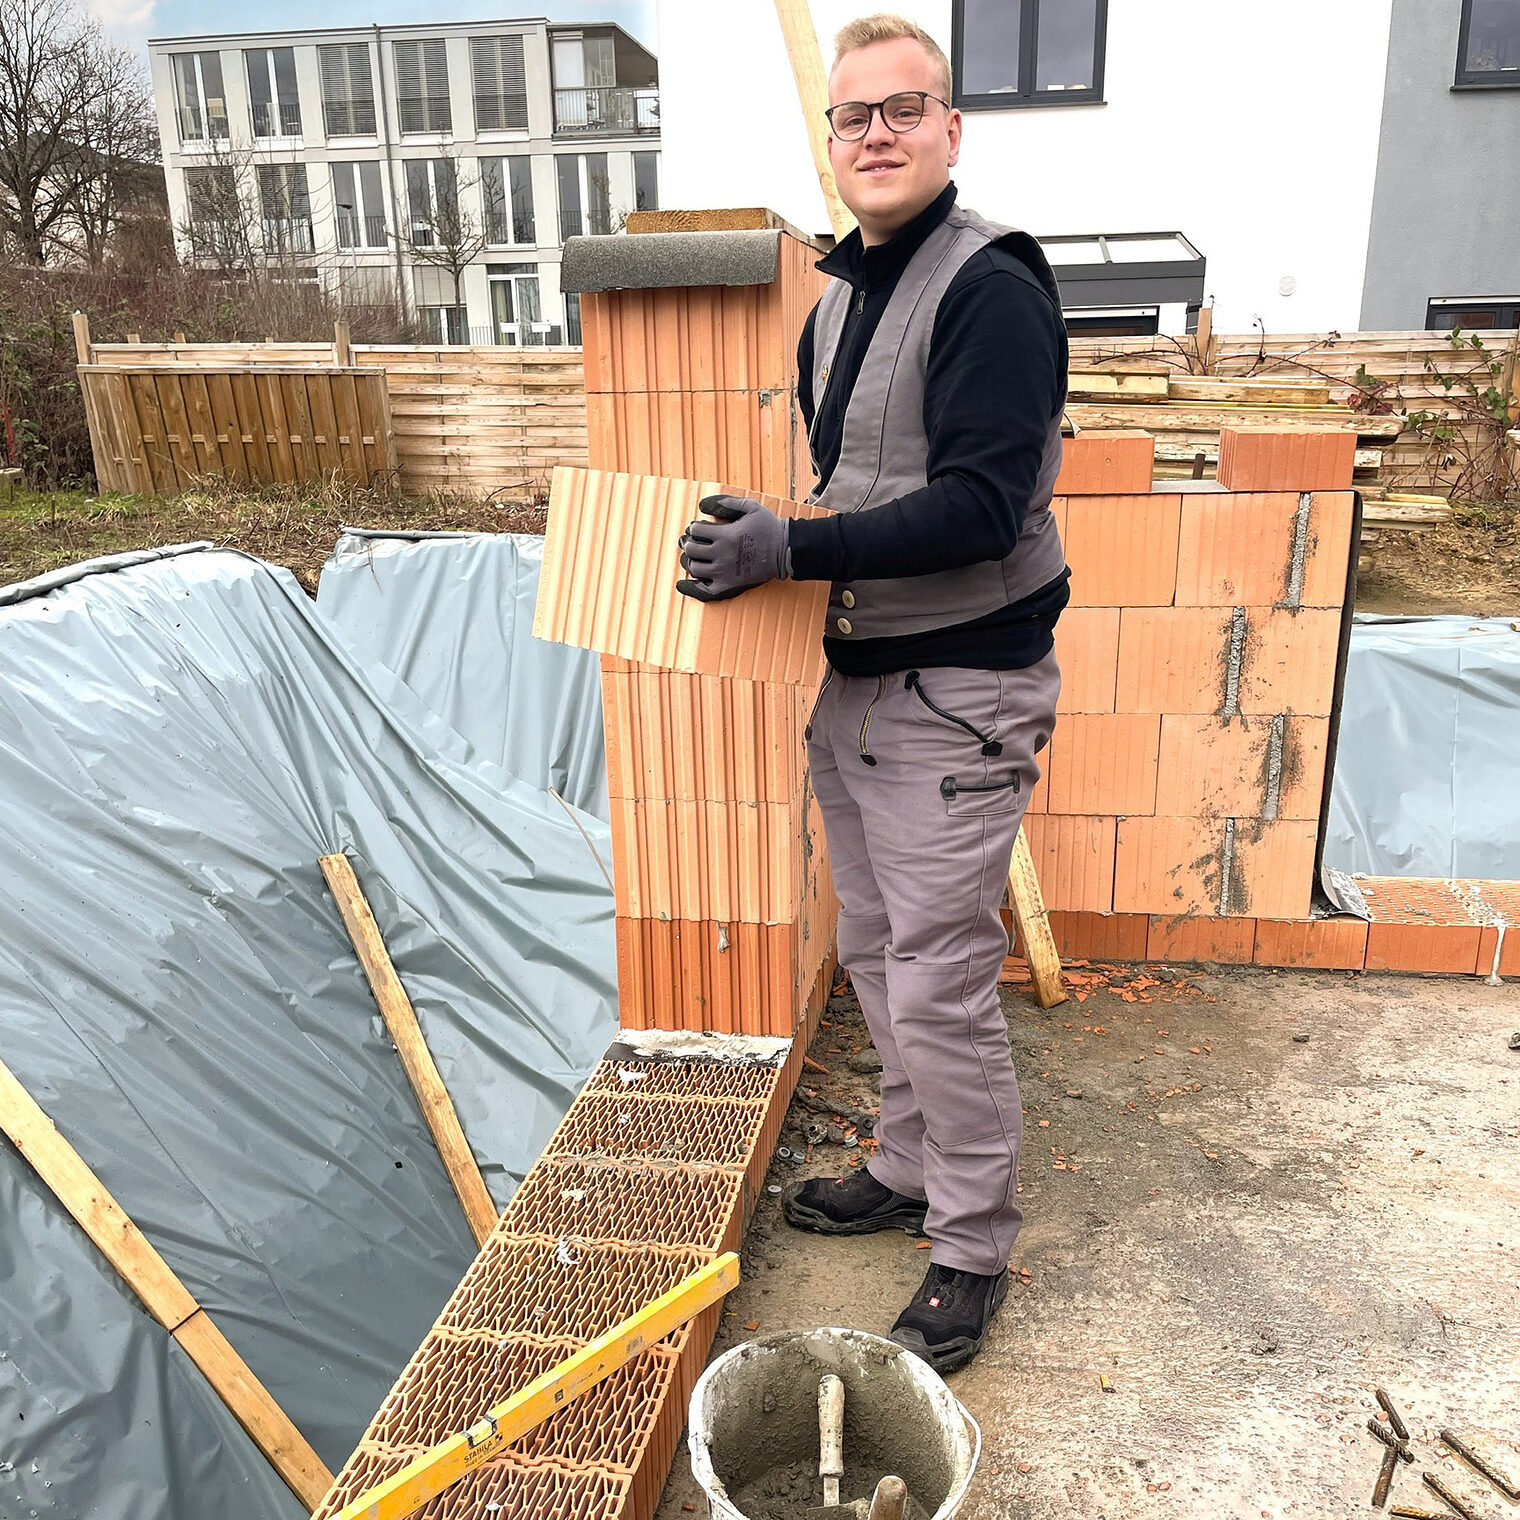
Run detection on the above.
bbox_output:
[1324,615,1520,879]
[0,545,616,1517]
[318,530,609,822]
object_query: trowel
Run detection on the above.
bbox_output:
[808,1374,910,1520]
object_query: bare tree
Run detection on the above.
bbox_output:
[175,134,259,276]
[0,0,155,266]
[65,44,159,270]
[396,146,485,339]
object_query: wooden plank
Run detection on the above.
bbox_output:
[174,1312,335,1510]
[180,369,224,476]
[256,371,298,484]
[231,370,274,482]
[72,309,92,365]
[0,1054,333,1510]
[154,372,201,482]
[282,373,320,481]
[326,1252,740,1520]
[204,370,249,481]
[1008,827,1067,1010]
[328,372,367,482]
[318,853,498,1245]
[304,372,344,478]
[772,0,854,242]
[128,370,180,492]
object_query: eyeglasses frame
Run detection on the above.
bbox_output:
[824,90,952,141]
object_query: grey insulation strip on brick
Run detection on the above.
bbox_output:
[560,229,783,292]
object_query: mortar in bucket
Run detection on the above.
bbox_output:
[688,1327,980,1520]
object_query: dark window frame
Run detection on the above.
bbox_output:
[1424,296,1520,329]
[952,0,1108,111]
[1454,0,1520,86]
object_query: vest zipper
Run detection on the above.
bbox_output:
[904,671,1004,756]
[858,675,886,766]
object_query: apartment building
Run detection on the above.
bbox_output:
[147,18,660,344]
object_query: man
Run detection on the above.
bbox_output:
[676,13,1068,1373]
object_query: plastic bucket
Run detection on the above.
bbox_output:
[688,1327,981,1520]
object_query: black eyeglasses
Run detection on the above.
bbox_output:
[824,91,950,141]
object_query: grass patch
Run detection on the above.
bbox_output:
[0,478,547,594]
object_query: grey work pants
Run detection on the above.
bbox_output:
[807,657,1059,1274]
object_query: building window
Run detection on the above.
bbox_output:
[394,39,452,133]
[470,35,529,130]
[1456,0,1520,85]
[557,152,610,241]
[184,164,245,263]
[332,161,386,248]
[318,43,377,137]
[488,262,548,345]
[171,52,228,142]
[633,151,658,211]
[1425,296,1520,328]
[564,290,582,345]
[953,0,1107,109]
[405,157,459,246]
[245,47,300,137]
[257,163,313,254]
[481,156,534,245]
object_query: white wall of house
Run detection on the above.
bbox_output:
[655,0,1394,334]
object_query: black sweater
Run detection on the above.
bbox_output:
[788,183,1070,674]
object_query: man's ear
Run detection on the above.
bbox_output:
[946,107,963,168]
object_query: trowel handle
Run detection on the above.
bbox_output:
[818,1374,845,1479]
[868,1476,908,1520]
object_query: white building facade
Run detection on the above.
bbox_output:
[147,18,660,344]
[655,0,1403,336]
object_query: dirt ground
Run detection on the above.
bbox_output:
[1356,507,1520,617]
[657,963,1520,1520]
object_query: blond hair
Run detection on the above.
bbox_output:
[832,14,953,100]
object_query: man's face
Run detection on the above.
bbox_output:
[827,37,961,245]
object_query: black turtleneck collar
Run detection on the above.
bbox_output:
[817,181,958,289]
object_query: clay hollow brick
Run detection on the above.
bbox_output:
[1154,714,1330,821]
[1253,917,1369,970]
[543,1090,769,1171]
[1147,914,1258,965]
[1020,814,1117,915]
[583,1059,782,1105]
[1043,713,1160,817]
[1062,493,1182,607]
[1114,816,1316,920]
[505,1156,745,1255]
[1047,910,1150,963]
[1052,606,1120,714]
[1216,427,1357,491]
[1053,429,1156,494]
[1361,877,1484,975]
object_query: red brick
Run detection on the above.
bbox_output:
[1147,915,1258,965]
[1254,918,1369,970]
[1053,606,1120,714]
[1115,817,1316,919]
[1155,714,1330,821]
[1022,814,1117,914]
[1048,910,1149,961]
[1173,492,1299,607]
[1054,430,1155,494]
[1240,609,1343,716]
[1216,427,1357,491]
[1477,925,1520,978]
[1300,492,1357,607]
[1116,608,1236,715]
[1063,493,1182,606]
[1365,924,1483,975]
[1045,713,1160,816]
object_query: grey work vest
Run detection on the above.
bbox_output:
[808,204,1068,642]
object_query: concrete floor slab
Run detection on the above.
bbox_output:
[657,965,1520,1519]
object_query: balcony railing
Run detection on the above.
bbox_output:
[251,99,302,138]
[262,216,315,254]
[335,212,387,249]
[176,105,229,143]
[553,85,658,136]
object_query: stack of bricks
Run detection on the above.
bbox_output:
[1018,424,1359,966]
[311,1014,827,1520]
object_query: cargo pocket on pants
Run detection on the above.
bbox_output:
[939,769,1023,817]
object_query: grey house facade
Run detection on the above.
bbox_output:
[147,17,660,344]
[1361,0,1520,329]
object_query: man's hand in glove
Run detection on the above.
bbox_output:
[675,495,792,602]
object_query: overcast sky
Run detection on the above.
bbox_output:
[91,0,657,61]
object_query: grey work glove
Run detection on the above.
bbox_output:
[675,494,792,603]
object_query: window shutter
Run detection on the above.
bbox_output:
[423,39,451,131]
[394,40,423,133]
[320,43,374,135]
[470,36,526,131]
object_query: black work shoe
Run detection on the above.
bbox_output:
[781,1169,928,1236]
[890,1263,1009,1374]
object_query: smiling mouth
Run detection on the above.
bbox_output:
[859,163,902,174]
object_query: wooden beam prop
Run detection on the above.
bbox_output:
[772,0,855,242]
[0,1054,333,1509]
[327,1252,741,1520]
[318,853,499,1247]
[1009,829,1068,1009]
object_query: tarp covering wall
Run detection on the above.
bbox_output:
[1324,615,1520,880]
[0,546,616,1518]
[318,530,609,821]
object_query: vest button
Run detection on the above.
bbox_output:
[841,590,856,608]
[836,617,853,635]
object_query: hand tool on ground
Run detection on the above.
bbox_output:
[325,1252,740,1520]
[810,1472,910,1520]
[1441,1428,1520,1500]
[819,1374,845,1509]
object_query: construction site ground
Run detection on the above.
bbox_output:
[656,962,1519,1520]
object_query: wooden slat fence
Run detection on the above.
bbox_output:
[81,326,1517,500]
[81,365,395,496]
